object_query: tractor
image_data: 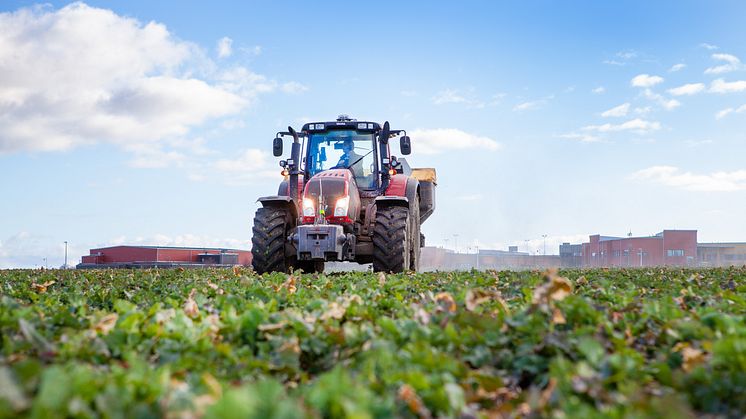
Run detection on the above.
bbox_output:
[251,115,436,273]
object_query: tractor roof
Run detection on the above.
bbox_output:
[301,115,381,133]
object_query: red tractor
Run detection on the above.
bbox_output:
[251,115,436,273]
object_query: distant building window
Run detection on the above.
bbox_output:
[612,250,621,257]
[667,249,684,257]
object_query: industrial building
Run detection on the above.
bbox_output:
[697,242,746,266]
[581,230,697,267]
[77,246,252,269]
[420,246,560,271]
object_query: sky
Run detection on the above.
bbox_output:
[2,1,746,268]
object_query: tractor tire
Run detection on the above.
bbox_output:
[251,207,293,274]
[296,260,324,274]
[372,205,410,273]
[409,198,421,272]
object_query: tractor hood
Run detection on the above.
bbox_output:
[301,169,361,224]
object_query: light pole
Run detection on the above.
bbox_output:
[542,234,548,256]
[525,239,530,254]
[453,234,459,253]
[475,245,480,270]
[42,257,47,269]
[638,248,644,267]
[444,238,449,250]
[64,241,68,269]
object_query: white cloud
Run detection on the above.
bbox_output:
[669,63,686,72]
[616,50,638,60]
[715,104,746,119]
[213,148,281,184]
[704,53,743,75]
[280,81,309,94]
[110,234,248,249]
[556,133,601,143]
[601,103,630,118]
[700,43,719,50]
[512,96,552,112]
[631,74,664,88]
[408,128,501,154]
[630,166,746,192]
[642,89,680,110]
[583,118,661,135]
[602,50,638,66]
[634,106,652,115]
[592,86,606,94]
[0,3,300,157]
[667,83,705,96]
[432,88,504,108]
[240,45,262,56]
[432,89,467,105]
[0,232,84,268]
[709,78,746,93]
[217,36,232,58]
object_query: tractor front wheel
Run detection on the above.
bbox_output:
[251,207,293,274]
[372,205,410,273]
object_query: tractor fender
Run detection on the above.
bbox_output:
[257,196,298,220]
[385,175,419,206]
[374,195,409,208]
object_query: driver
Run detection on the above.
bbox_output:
[336,138,363,175]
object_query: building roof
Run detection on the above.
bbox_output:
[698,242,746,248]
[91,245,250,252]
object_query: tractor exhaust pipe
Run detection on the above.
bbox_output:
[379,121,391,192]
[288,126,301,206]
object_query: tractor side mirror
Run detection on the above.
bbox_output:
[400,136,411,155]
[273,137,283,156]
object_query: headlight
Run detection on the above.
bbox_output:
[302,198,315,217]
[334,196,349,217]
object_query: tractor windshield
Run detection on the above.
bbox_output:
[306,130,377,189]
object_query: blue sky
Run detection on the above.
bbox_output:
[2,1,746,267]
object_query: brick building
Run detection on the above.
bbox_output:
[581,230,697,267]
[77,245,251,269]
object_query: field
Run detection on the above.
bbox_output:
[1,267,745,418]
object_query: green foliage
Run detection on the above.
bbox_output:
[1,267,745,417]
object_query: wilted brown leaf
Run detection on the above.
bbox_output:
[31,280,56,293]
[320,302,346,321]
[232,265,241,276]
[398,384,432,419]
[539,377,557,407]
[183,288,199,319]
[465,289,490,311]
[206,280,224,295]
[532,269,572,306]
[551,307,566,325]
[680,346,706,372]
[282,275,298,294]
[202,372,222,398]
[378,271,386,286]
[93,313,118,335]
[435,292,457,313]
[258,321,287,332]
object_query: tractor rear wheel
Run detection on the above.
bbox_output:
[372,205,410,273]
[251,207,293,274]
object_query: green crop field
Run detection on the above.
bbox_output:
[1,267,745,418]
